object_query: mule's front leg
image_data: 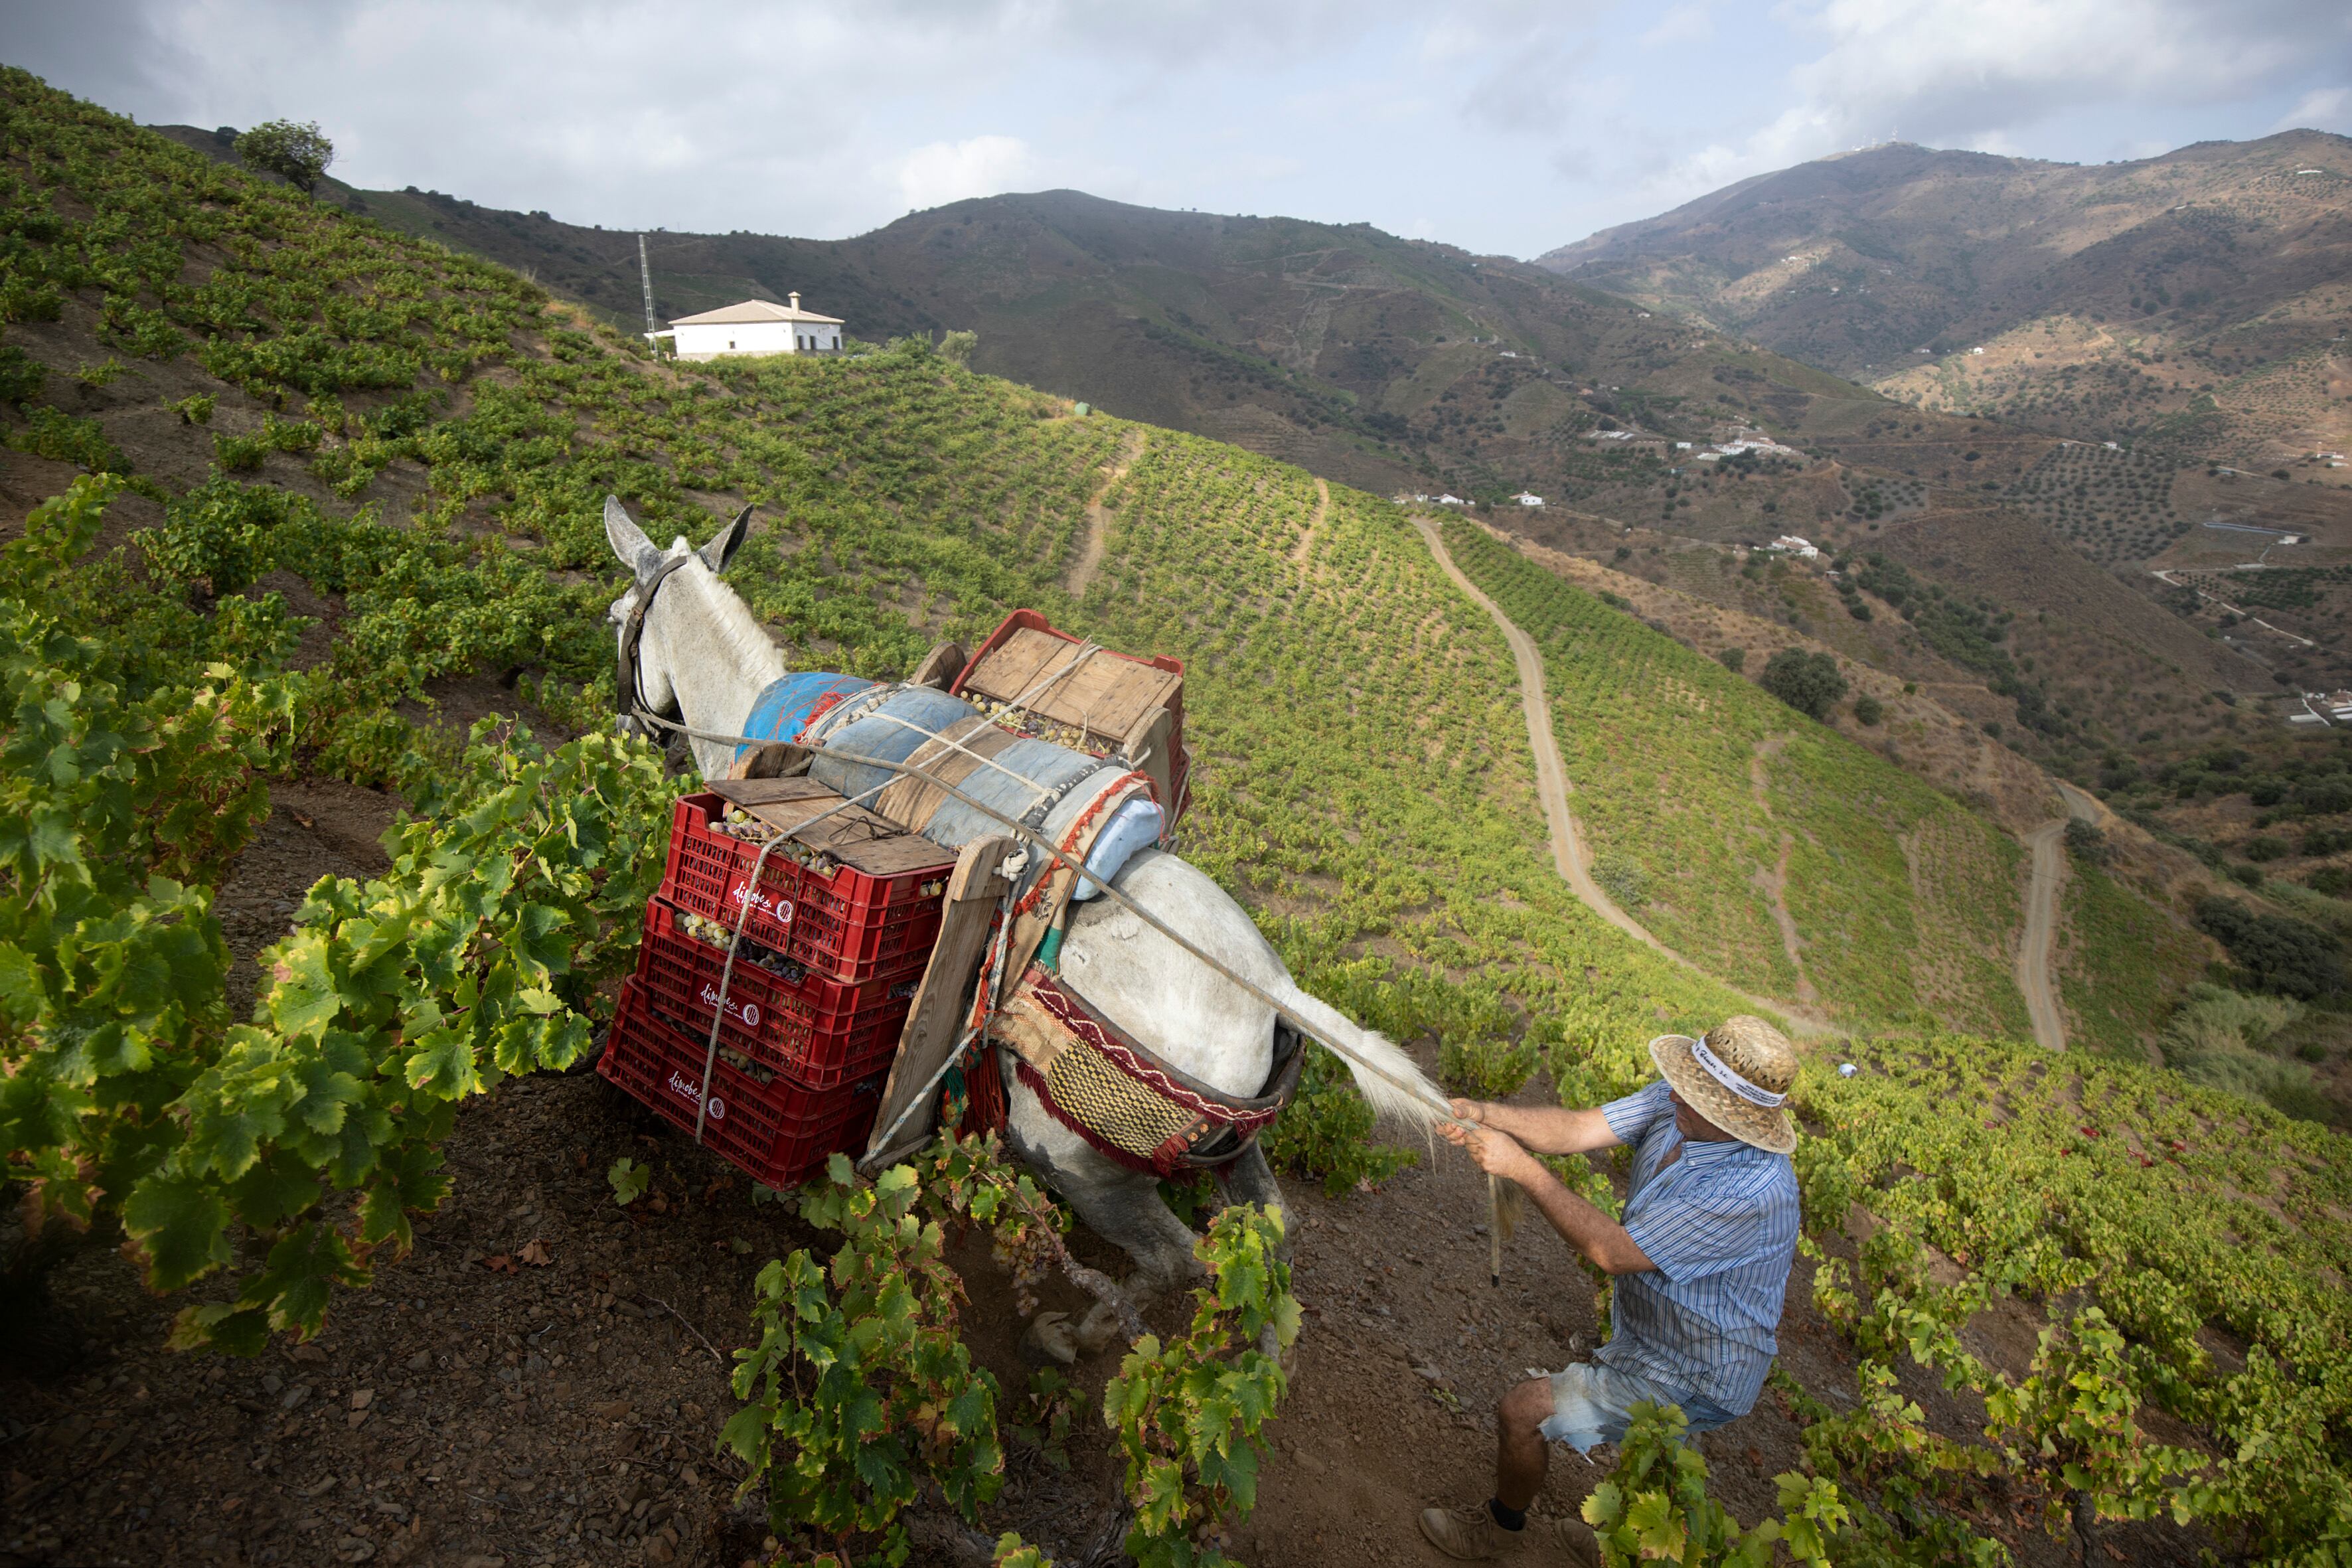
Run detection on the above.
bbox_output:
[1004,1075,1202,1298]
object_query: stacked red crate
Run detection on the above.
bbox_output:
[598,787,956,1188]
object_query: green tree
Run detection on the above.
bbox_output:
[233,120,334,194]
[1759,649,1849,722]
[939,329,979,366]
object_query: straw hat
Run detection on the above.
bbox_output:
[1649,1016,1800,1154]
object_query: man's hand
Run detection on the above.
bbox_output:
[1441,1119,1539,1184]
[1444,1113,1654,1277]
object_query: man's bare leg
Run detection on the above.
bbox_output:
[1496,1377,1555,1512]
[1420,1375,1601,1562]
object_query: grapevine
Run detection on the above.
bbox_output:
[1101,1204,1298,1568]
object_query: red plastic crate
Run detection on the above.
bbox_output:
[633,896,922,1091]
[598,979,885,1189]
[657,793,955,980]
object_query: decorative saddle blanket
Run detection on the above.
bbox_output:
[988,966,1303,1178]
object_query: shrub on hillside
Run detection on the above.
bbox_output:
[1716,646,1745,672]
[0,342,43,406]
[2193,896,2345,1000]
[1852,694,1883,726]
[2308,866,2352,898]
[1592,854,1648,909]
[233,119,334,194]
[2159,983,2327,1122]
[1759,649,1847,721]
[2063,819,2110,864]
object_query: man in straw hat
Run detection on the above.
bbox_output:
[1418,1016,1802,1562]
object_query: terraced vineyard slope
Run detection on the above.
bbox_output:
[5,68,2351,1568]
[1439,520,2038,1036]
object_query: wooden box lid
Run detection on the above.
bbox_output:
[960,627,1181,747]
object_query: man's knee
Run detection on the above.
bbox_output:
[1498,1377,1554,1436]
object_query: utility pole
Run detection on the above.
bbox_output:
[637,234,657,337]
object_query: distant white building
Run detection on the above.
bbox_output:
[1513,492,1545,507]
[651,293,844,360]
[1437,494,1467,507]
[1768,535,1821,560]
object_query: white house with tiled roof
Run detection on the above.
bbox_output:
[651,293,844,360]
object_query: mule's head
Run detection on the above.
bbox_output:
[605,494,753,714]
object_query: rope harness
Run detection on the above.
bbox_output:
[615,563,1462,1184]
[613,548,1536,1281]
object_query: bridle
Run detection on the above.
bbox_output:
[615,550,695,741]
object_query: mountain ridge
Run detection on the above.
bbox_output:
[1533,129,2352,470]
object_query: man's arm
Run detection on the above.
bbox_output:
[1442,1123,1653,1276]
[1450,1099,1623,1156]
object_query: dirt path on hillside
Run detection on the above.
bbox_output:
[1291,477,1330,566]
[1748,740,1820,1010]
[2017,781,2101,1052]
[1413,517,1831,1036]
[1413,517,1660,948]
[1063,428,1146,597]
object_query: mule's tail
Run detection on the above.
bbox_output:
[1275,980,1448,1133]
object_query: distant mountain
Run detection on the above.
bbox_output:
[1537,132,2352,469]
[157,125,1898,503]
[149,125,2342,759]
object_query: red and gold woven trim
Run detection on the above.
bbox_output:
[1024,971,1289,1140]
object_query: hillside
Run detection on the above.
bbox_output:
[1537,132,2352,465]
[4,69,2351,1568]
[156,123,1917,509]
[152,124,2342,771]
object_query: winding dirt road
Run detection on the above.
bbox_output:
[1414,518,1659,947]
[1063,428,1146,597]
[1414,517,1831,1036]
[2015,780,2104,1052]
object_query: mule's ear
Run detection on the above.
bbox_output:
[698,504,754,575]
[604,495,663,581]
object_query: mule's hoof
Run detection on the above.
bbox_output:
[1073,1299,1124,1355]
[1020,1310,1079,1366]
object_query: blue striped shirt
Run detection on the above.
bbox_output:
[1593,1080,1799,1417]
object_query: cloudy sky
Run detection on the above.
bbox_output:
[7,0,2349,258]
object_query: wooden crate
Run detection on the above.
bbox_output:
[951,609,1190,819]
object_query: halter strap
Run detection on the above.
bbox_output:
[616,551,696,735]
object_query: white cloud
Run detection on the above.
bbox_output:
[0,0,2343,260]
[895,135,1039,212]
[2274,86,2352,133]
[1585,0,2352,226]
[1640,4,1714,48]
[1784,0,2341,147]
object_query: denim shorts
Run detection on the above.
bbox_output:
[1538,1360,1737,1454]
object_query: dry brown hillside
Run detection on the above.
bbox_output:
[1539,131,2352,469]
